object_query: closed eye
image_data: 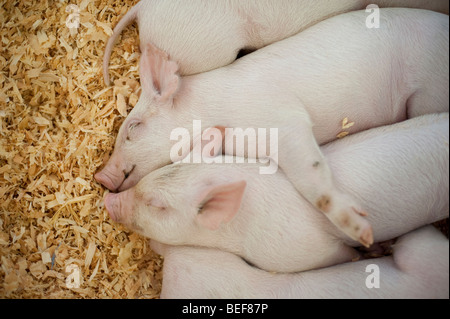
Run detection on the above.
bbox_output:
[129,122,140,131]
[126,121,141,141]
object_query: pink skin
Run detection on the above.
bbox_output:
[103,0,449,85]
[95,160,136,193]
[97,6,449,195]
[101,113,448,273]
[104,190,134,224]
[104,193,120,222]
[153,226,449,299]
[95,161,125,193]
[96,9,449,246]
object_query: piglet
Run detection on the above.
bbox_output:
[103,0,449,84]
[104,113,449,273]
[96,8,449,247]
[152,226,449,299]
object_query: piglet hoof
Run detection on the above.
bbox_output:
[347,211,373,248]
[343,213,373,248]
[350,205,373,247]
[359,226,374,248]
[321,193,374,248]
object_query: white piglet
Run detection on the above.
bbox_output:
[103,0,449,83]
[152,226,449,299]
[96,9,449,246]
[104,114,449,273]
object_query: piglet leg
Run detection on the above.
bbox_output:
[278,117,373,247]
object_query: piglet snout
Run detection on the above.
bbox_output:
[95,170,118,192]
[95,157,130,192]
[104,192,121,222]
[104,190,134,224]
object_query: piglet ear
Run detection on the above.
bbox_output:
[140,43,180,103]
[195,181,247,231]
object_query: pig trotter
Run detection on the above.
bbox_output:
[359,226,374,248]
[313,193,374,247]
[316,192,374,247]
[279,122,374,248]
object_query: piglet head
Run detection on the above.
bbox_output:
[103,163,247,245]
[95,43,182,192]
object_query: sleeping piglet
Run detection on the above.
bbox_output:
[152,225,449,299]
[103,113,449,273]
[96,8,449,247]
[103,0,449,84]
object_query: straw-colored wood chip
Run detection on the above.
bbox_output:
[1,0,163,298]
[1,0,448,300]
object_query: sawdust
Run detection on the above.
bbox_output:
[0,0,163,298]
[1,0,448,299]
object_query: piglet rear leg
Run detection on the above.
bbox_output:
[279,120,373,247]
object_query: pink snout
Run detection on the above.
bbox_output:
[94,157,127,192]
[95,164,140,192]
[104,192,121,222]
[95,170,119,192]
[104,190,134,224]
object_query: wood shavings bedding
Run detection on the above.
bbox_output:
[1,0,448,300]
[0,0,162,298]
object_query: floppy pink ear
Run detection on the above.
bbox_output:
[140,43,180,103]
[196,180,247,231]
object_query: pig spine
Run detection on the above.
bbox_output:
[103,0,449,85]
